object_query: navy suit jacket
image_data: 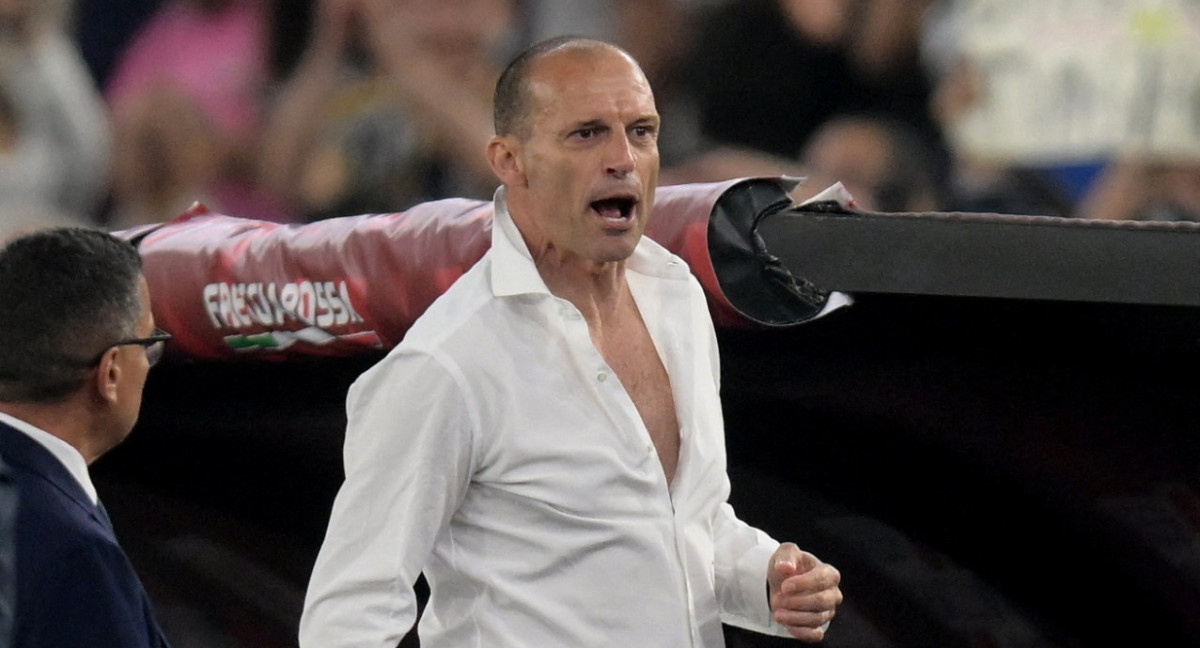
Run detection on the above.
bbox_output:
[1,452,15,648]
[0,422,169,648]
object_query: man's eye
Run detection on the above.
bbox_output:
[632,125,657,139]
[574,128,598,139]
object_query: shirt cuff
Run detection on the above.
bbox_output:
[735,541,784,632]
[734,542,834,638]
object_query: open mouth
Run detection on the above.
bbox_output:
[589,196,638,223]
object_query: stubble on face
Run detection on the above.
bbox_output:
[508,44,661,278]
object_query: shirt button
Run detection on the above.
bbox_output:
[597,371,608,382]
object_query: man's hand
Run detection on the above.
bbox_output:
[768,542,842,642]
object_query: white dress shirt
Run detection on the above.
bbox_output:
[300,188,791,647]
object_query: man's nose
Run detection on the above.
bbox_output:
[604,132,636,178]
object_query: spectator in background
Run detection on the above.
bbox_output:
[258,0,516,222]
[797,113,943,212]
[642,0,947,198]
[927,69,1077,217]
[920,1,1076,218]
[923,58,1075,218]
[1077,158,1200,222]
[599,0,807,187]
[680,0,943,170]
[104,0,284,227]
[72,0,164,90]
[0,0,111,232]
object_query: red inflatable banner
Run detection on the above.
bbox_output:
[119,179,786,361]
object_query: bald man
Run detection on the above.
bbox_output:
[301,37,841,648]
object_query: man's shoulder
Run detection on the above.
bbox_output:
[11,479,113,590]
[361,249,541,384]
[0,427,59,494]
[10,468,95,538]
[397,253,501,352]
[0,425,89,510]
[347,258,507,406]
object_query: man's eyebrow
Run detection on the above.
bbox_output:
[561,119,609,136]
[571,119,608,130]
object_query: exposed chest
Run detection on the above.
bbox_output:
[593,308,681,485]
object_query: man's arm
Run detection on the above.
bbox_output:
[712,505,842,641]
[30,540,166,648]
[693,273,841,640]
[711,503,790,635]
[299,350,474,648]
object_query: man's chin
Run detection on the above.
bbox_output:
[596,239,640,264]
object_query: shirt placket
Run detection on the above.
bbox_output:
[552,293,700,643]
[551,296,665,472]
[632,271,706,646]
[557,282,705,646]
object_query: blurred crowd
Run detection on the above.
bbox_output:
[2,0,1199,241]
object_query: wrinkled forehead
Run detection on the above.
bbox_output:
[525,46,657,125]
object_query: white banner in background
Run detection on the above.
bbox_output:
[949,0,1200,164]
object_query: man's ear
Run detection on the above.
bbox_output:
[93,348,121,405]
[487,135,526,187]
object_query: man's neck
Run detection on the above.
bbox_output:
[502,189,638,323]
[536,256,631,323]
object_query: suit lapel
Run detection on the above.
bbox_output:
[0,422,113,537]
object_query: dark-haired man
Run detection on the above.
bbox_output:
[0,227,172,647]
[302,37,841,647]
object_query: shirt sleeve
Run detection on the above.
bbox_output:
[299,349,475,648]
[711,502,799,637]
[695,278,797,638]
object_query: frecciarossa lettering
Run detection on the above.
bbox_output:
[203,280,365,329]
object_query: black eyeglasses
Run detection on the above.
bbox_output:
[89,328,173,368]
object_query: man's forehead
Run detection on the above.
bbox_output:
[525,49,656,120]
